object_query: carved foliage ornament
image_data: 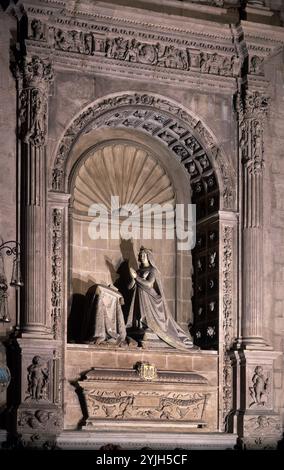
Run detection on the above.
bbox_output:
[85,390,208,422]
[223,226,233,348]
[52,93,234,209]
[51,209,63,340]
[222,225,233,427]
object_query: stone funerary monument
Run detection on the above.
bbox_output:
[0,0,284,450]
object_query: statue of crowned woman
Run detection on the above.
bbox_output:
[126,247,194,351]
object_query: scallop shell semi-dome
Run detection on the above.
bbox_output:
[73,143,175,216]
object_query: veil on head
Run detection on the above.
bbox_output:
[139,246,160,272]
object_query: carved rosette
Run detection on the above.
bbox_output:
[51,209,63,340]
[52,93,235,210]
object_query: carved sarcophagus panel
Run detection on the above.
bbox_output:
[79,365,217,432]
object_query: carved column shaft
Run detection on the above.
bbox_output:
[242,228,263,339]
[240,91,268,347]
[18,56,53,335]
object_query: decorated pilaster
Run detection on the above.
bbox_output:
[17,55,53,336]
[239,89,269,347]
[9,53,64,446]
[235,89,282,448]
[218,211,237,433]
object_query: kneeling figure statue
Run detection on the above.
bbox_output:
[126,247,193,351]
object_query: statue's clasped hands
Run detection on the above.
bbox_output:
[129,267,137,279]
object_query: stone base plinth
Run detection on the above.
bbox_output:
[57,430,237,450]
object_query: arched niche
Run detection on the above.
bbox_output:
[49,92,236,352]
[67,130,193,342]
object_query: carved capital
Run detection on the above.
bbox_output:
[22,56,53,89]
[245,91,270,119]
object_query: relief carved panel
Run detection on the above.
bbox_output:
[51,209,63,340]
[248,366,271,410]
[25,356,51,403]
[84,389,209,423]
[222,225,234,428]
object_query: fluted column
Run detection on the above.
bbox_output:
[17,56,53,335]
[239,90,269,347]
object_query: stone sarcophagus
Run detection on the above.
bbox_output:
[79,363,217,432]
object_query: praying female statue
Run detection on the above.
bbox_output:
[126,247,194,351]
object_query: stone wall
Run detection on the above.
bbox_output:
[0,13,17,362]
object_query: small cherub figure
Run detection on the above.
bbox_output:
[249,366,269,407]
[27,356,49,401]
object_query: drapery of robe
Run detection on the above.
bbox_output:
[126,263,193,351]
[83,284,126,344]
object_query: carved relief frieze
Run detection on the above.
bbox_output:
[85,389,209,423]
[51,93,235,210]
[47,27,240,77]
[51,209,63,340]
[26,5,238,53]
